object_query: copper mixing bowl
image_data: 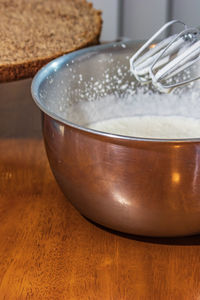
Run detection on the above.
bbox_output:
[31,41,200,237]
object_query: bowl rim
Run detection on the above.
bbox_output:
[31,40,200,143]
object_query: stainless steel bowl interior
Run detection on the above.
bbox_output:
[32,41,200,142]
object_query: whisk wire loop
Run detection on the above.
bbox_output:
[130,20,200,93]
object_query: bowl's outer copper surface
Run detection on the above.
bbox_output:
[43,113,200,237]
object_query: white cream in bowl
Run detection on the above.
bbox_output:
[87,115,200,139]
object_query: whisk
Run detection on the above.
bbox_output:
[130,20,200,93]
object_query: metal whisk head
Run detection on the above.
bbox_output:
[130,20,200,93]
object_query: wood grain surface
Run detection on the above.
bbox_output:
[1,80,200,299]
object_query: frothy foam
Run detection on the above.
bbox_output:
[87,115,200,139]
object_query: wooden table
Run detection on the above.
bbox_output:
[1,80,200,300]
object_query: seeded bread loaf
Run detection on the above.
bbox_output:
[0,0,102,82]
